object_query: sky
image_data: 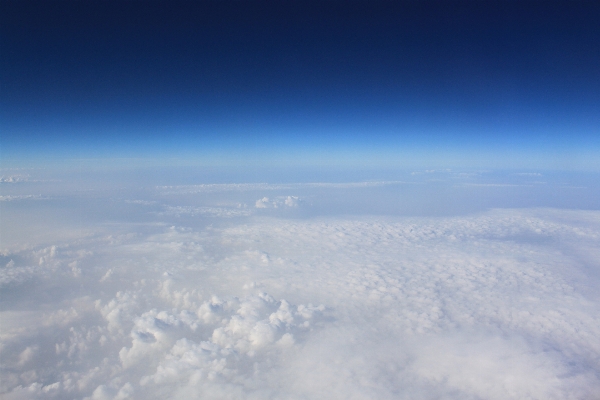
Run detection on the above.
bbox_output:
[1,0,599,170]
[2,2,600,399]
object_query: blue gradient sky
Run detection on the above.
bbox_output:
[1,1,599,170]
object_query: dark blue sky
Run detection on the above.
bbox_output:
[1,1,599,169]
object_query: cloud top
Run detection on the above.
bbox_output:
[1,196,599,399]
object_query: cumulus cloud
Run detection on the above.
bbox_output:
[1,179,600,399]
[255,196,300,209]
[0,174,30,183]
[255,197,270,208]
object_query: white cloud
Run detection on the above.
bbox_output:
[0,195,43,201]
[1,178,600,399]
[159,205,253,218]
[255,196,300,209]
[0,174,30,183]
[159,181,405,195]
[284,196,299,207]
[514,172,543,176]
[255,197,270,208]
[17,346,38,366]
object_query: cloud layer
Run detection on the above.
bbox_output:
[1,193,600,399]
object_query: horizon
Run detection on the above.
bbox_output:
[2,1,600,399]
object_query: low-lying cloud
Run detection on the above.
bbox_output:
[1,183,600,399]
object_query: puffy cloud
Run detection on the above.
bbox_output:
[137,293,325,396]
[98,291,141,335]
[254,197,270,208]
[0,174,30,183]
[255,196,300,209]
[1,184,600,399]
[284,196,299,207]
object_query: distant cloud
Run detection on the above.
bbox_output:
[0,195,43,201]
[460,183,528,187]
[411,169,452,175]
[255,197,270,208]
[0,175,30,183]
[159,181,404,195]
[255,196,300,209]
[514,172,543,176]
[284,196,299,207]
[158,205,252,218]
[124,200,157,206]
